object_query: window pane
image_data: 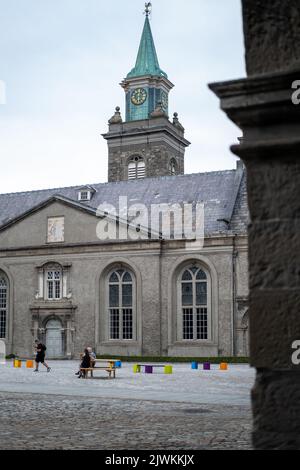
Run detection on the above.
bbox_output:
[182,282,193,306]
[110,309,119,339]
[48,282,53,299]
[122,284,132,307]
[196,282,207,305]
[109,272,119,283]
[123,272,132,283]
[0,312,6,339]
[197,307,208,340]
[47,271,53,280]
[122,308,133,339]
[196,269,207,280]
[55,281,61,299]
[0,282,7,309]
[109,284,119,308]
[182,270,192,281]
[80,191,88,201]
[183,308,193,340]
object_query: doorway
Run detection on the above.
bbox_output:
[46,319,63,358]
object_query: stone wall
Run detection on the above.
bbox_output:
[108,142,184,183]
[210,0,300,449]
[0,237,247,359]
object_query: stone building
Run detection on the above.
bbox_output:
[0,8,249,359]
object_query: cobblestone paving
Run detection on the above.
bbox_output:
[0,392,252,450]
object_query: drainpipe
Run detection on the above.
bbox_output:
[159,240,163,356]
[232,236,238,357]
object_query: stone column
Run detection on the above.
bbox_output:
[209,1,300,449]
[32,316,39,341]
[66,318,74,359]
[37,268,44,298]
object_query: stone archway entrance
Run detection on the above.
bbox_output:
[46,319,63,358]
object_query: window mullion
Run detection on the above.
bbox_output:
[193,278,196,340]
[119,283,123,340]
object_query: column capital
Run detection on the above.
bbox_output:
[209,70,300,160]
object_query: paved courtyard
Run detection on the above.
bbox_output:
[0,361,254,450]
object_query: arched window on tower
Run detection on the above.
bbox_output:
[128,156,146,180]
[169,158,177,176]
[180,266,211,341]
[0,273,8,339]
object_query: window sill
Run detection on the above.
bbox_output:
[100,340,139,346]
[171,341,217,347]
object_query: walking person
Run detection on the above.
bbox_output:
[34,340,51,372]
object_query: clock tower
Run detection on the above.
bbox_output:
[103,3,190,182]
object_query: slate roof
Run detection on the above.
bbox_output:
[0,169,248,237]
[230,171,249,234]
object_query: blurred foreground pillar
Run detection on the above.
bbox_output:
[210,0,300,449]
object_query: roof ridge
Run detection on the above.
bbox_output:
[0,169,237,197]
[0,184,84,198]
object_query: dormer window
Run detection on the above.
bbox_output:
[128,156,146,180]
[79,191,90,201]
[77,186,96,202]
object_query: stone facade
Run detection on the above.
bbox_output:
[0,178,249,359]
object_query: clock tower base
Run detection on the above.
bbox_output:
[103,113,190,183]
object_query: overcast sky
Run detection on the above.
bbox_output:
[0,0,245,194]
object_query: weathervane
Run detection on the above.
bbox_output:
[144,2,152,17]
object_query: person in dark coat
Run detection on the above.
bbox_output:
[34,339,51,373]
[77,349,91,378]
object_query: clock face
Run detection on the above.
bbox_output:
[161,91,168,111]
[131,88,147,106]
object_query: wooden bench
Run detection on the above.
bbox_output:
[79,358,120,379]
[80,366,116,379]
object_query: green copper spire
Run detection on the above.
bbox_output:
[127,14,167,79]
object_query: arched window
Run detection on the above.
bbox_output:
[108,269,134,340]
[128,156,146,180]
[0,274,8,339]
[180,266,210,340]
[45,265,62,300]
[169,159,177,176]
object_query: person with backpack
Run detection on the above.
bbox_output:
[33,339,51,373]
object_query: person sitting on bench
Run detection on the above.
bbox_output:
[87,346,96,367]
[77,349,91,378]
